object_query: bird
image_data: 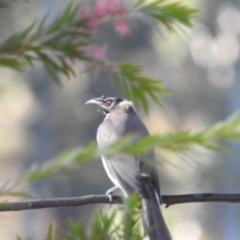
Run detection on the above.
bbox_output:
[86,95,171,240]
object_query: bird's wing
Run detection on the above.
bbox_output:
[102,153,141,196]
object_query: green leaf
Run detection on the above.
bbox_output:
[18,23,35,41]
[47,223,54,240]
[0,56,24,70]
[1,191,33,198]
[136,0,200,31]
[67,220,87,239]
[122,192,142,240]
[46,2,78,34]
[36,12,49,35]
[117,62,170,112]
[43,61,61,85]
[23,54,35,66]
[21,142,97,182]
[133,0,145,9]
[0,3,91,83]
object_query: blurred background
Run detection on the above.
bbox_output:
[0,0,240,239]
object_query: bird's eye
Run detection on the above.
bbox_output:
[105,100,112,106]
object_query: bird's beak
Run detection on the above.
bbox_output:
[85,97,101,106]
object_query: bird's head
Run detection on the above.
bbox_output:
[85,95,133,115]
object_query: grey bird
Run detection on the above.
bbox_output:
[86,95,171,240]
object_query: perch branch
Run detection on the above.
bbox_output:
[1,193,240,212]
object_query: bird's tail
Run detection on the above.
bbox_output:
[140,177,171,240]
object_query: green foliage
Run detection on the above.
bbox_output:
[47,224,54,240]
[16,223,54,240]
[110,112,240,154]
[61,212,116,240]
[121,192,142,240]
[0,111,235,197]
[32,193,141,240]
[21,142,97,181]
[0,109,238,199]
[0,1,198,105]
[0,191,33,198]
[0,56,24,70]
[0,112,233,190]
[0,3,90,85]
[134,0,200,30]
[115,62,171,113]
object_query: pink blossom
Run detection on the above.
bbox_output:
[94,0,108,18]
[114,19,130,36]
[107,0,125,15]
[79,6,89,19]
[92,47,106,59]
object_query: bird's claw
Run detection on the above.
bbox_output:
[106,193,113,205]
[105,186,118,206]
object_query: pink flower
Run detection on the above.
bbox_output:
[94,0,108,18]
[107,0,124,15]
[79,6,89,19]
[92,47,106,60]
[114,19,130,36]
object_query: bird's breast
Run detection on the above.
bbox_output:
[97,120,118,148]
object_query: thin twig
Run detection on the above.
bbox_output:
[1,193,240,212]
[163,193,240,208]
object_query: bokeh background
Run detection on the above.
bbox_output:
[0,0,240,239]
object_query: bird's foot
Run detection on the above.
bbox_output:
[105,186,118,206]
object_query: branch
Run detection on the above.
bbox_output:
[1,193,240,212]
[163,193,240,207]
